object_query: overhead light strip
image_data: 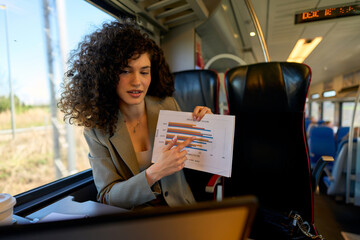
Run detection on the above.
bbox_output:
[287,37,322,63]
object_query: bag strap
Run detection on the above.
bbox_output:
[289,211,325,240]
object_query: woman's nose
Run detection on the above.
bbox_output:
[131,72,141,86]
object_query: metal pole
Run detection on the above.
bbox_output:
[55,0,77,174]
[1,5,16,139]
[244,0,270,62]
[42,0,63,178]
[346,85,360,203]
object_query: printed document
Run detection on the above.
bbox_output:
[152,110,235,177]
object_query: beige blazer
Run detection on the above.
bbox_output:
[84,96,196,209]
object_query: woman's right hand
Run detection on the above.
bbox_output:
[145,135,195,186]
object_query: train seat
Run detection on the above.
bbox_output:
[172,69,220,202]
[323,139,357,198]
[173,69,219,114]
[308,126,336,169]
[305,117,311,132]
[335,126,350,150]
[223,62,318,238]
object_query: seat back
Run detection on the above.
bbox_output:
[173,69,219,114]
[308,126,336,167]
[224,62,313,223]
[335,126,350,150]
[305,118,311,132]
[326,139,357,196]
[172,69,219,201]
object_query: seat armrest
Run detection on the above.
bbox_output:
[312,155,334,190]
[205,175,222,193]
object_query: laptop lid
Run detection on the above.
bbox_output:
[1,195,257,240]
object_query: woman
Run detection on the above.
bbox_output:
[58,20,211,210]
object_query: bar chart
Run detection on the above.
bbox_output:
[166,122,213,152]
[152,110,235,177]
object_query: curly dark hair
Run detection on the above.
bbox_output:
[58,20,174,136]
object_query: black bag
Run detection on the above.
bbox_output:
[250,208,325,240]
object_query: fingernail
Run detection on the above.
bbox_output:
[172,135,177,141]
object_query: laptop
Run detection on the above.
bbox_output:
[1,195,257,240]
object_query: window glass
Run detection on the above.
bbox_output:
[322,90,336,98]
[311,93,320,99]
[341,102,355,126]
[323,101,335,124]
[0,1,115,195]
[305,99,309,118]
[310,102,320,121]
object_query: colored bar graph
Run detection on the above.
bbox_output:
[165,121,213,152]
[164,140,207,151]
[165,140,203,148]
[152,110,235,177]
[166,134,212,143]
[168,122,210,131]
[167,128,213,138]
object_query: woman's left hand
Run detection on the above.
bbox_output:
[192,106,212,121]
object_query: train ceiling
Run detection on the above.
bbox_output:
[86,0,360,86]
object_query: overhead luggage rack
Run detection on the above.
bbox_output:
[88,0,209,32]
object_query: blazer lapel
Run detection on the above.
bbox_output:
[108,96,162,175]
[109,111,140,175]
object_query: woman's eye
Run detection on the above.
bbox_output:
[120,70,130,74]
[141,71,150,75]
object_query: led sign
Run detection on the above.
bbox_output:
[295,3,360,24]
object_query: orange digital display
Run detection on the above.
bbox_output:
[295,4,360,24]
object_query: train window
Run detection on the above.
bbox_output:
[322,90,336,98]
[0,1,115,196]
[323,101,335,124]
[310,102,320,121]
[341,102,355,126]
[305,98,309,117]
[311,93,320,99]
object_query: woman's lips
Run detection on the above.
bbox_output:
[127,90,143,98]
